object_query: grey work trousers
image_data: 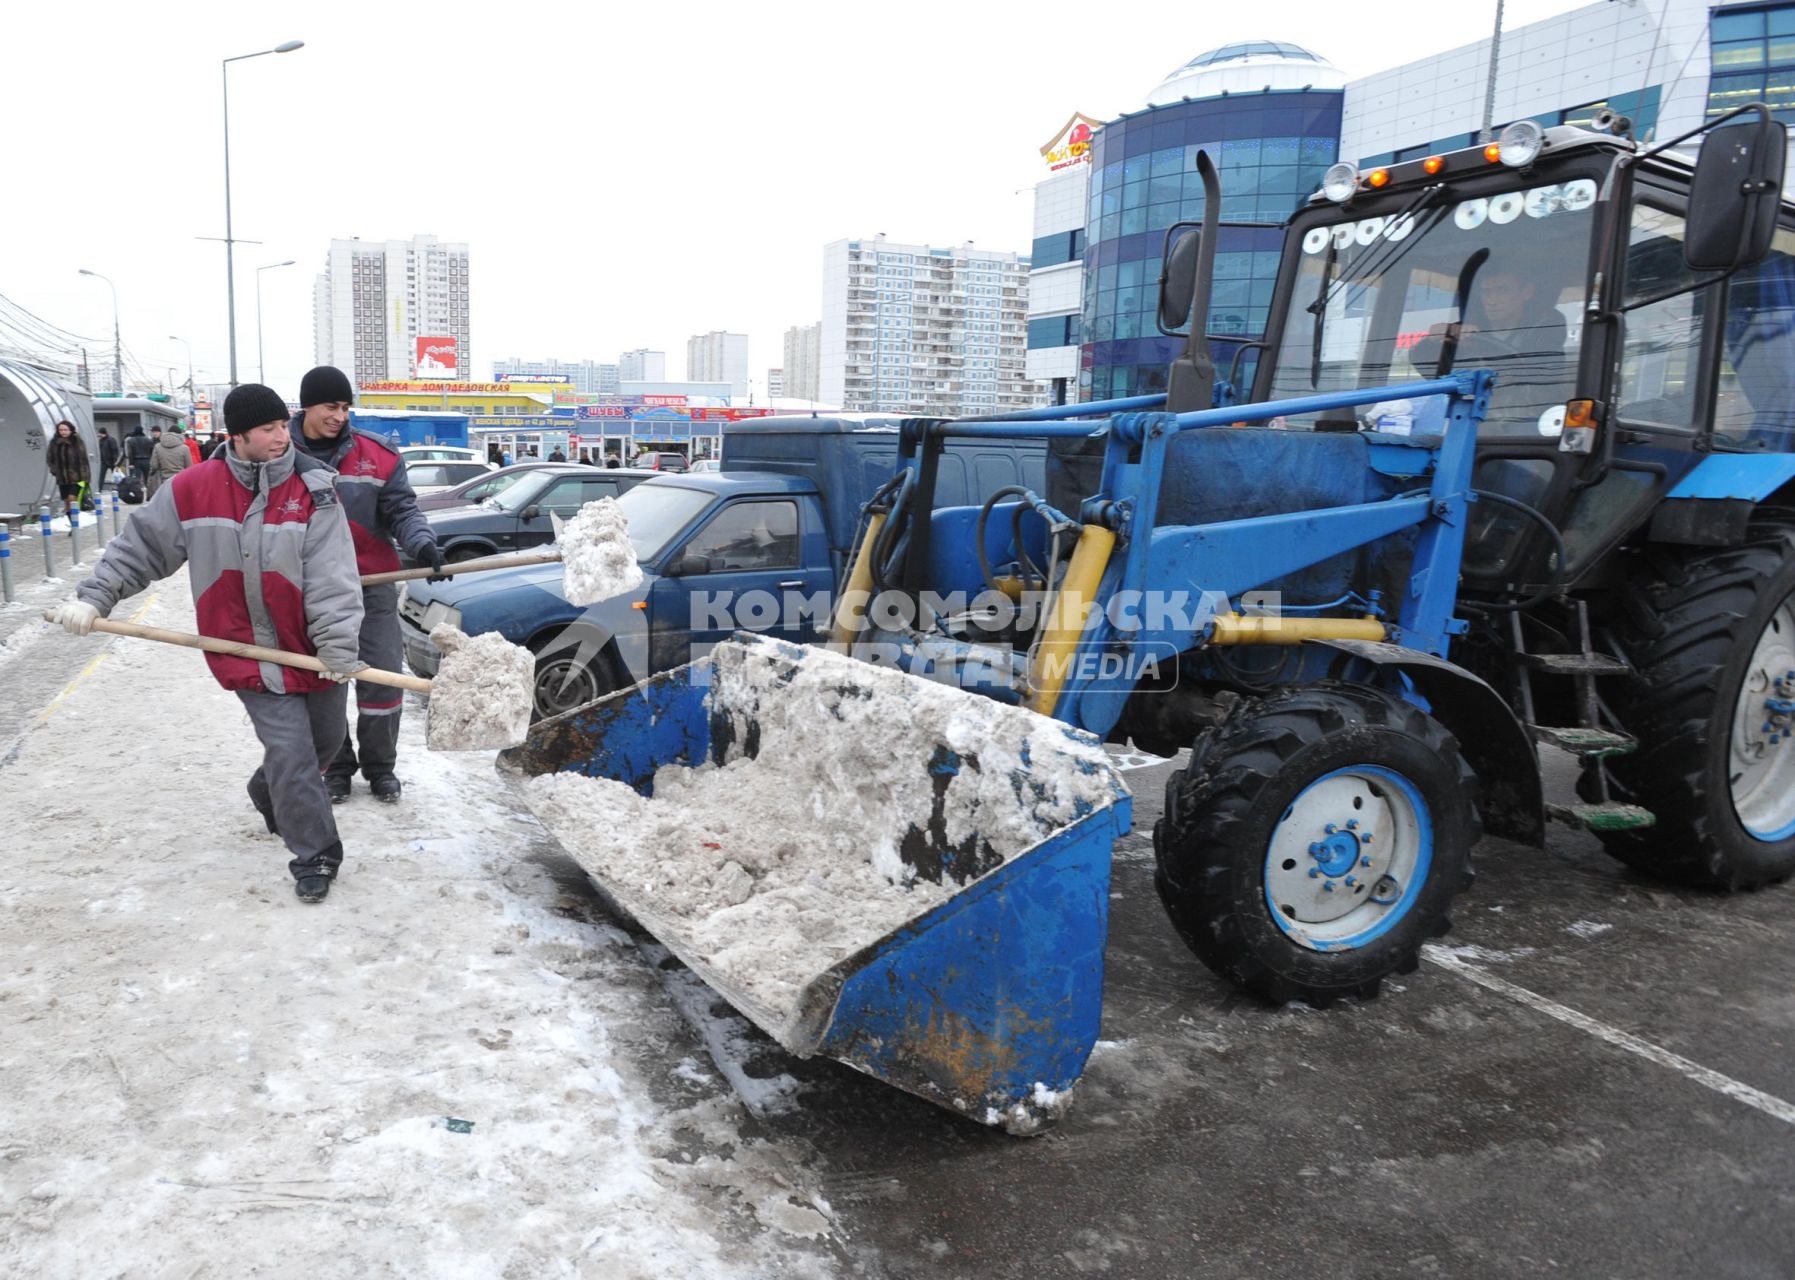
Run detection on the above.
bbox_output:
[240,684,349,878]
[328,583,404,781]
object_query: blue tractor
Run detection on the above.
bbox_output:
[828,107,1795,1006]
[507,108,1795,1126]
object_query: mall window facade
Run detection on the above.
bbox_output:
[1706,4,1795,122]
[1080,90,1343,401]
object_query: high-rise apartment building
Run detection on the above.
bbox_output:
[820,237,1042,415]
[312,234,470,387]
[686,331,750,399]
[491,357,618,394]
[766,368,784,400]
[782,323,820,402]
[617,349,666,382]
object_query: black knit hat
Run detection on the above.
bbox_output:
[223,384,291,434]
[299,366,355,408]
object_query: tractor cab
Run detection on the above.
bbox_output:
[1228,115,1793,601]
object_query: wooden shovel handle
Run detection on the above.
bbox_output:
[360,549,561,586]
[60,615,434,693]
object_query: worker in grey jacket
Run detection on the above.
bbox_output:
[49,384,366,904]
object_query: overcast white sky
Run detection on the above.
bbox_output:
[4,0,1601,401]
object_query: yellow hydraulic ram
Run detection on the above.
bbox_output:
[1209,614,1388,644]
[1024,524,1118,717]
[829,512,888,646]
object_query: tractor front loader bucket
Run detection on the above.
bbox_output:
[499,635,1132,1133]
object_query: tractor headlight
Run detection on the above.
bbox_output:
[1497,120,1545,168]
[1321,162,1359,203]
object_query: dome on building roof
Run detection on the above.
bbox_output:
[1145,39,1347,108]
[1179,41,1326,70]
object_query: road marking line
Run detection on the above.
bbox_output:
[33,593,162,726]
[1423,944,1795,1128]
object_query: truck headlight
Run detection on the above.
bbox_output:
[422,602,462,634]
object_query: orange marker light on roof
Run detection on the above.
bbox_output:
[1367,168,1391,188]
[1484,143,1503,163]
[1423,155,1445,175]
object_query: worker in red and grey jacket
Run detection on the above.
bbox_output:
[51,383,366,904]
[289,366,447,805]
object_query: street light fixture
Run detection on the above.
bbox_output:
[255,260,297,386]
[221,39,304,387]
[168,335,195,406]
[77,269,121,394]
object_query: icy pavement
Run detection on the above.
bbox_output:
[0,582,841,1277]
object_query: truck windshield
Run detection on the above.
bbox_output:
[613,483,717,562]
[1264,178,1599,438]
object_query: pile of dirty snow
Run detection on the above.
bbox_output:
[425,624,534,750]
[556,497,643,606]
[521,638,1125,1045]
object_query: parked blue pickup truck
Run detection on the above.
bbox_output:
[397,417,1045,718]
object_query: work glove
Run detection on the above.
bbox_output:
[424,544,450,584]
[320,662,369,685]
[50,599,101,636]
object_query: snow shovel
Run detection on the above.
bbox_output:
[359,548,560,586]
[360,503,641,608]
[51,614,533,750]
[499,634,1133,1134]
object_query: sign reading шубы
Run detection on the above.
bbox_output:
[1041,112,1103,172]
[415,336,458,379]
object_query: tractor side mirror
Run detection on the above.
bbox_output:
[1685,116,1786,272]
[1156,223,1203,334]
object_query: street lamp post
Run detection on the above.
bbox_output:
[168,335,194,406]
[222,39,304,387]
[255,260,296,385]
[77,269,121,394]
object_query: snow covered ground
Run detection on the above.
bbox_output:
[0,578,841,1277]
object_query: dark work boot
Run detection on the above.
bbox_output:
[294,874,331,903]
[368,773,402,804]
[326,774,352,804]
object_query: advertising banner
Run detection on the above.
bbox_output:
[415,337,459,379]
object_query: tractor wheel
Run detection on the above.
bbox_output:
[1598,512,1795,888]
[1152,682,1478,1006]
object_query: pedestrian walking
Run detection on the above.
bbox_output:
[289,365,446,804]
[48,383,366,904]
[124,425,153,486]
[46,420,90,510]
[184,430,202,466]
[147,425,189,496]
[98,429,121,487]
[207,430,229,461]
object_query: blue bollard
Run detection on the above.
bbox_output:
[110,492,122,544]
[38,512,55,579]
[0,524,13,604]
[67,503,81,565]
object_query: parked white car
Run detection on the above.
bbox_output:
[399,445,485,465]
[406,459,497,495]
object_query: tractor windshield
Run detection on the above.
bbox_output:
[1264,178,1599,438]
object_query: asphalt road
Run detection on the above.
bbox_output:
[13,584,1792,1277]
[649,749,1795,1280]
